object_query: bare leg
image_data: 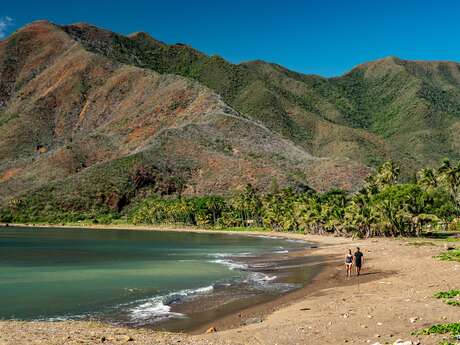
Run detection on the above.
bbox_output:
[346,264,352,277]
[356,265,361,276]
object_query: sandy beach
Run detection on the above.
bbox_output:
[0,225,459,345]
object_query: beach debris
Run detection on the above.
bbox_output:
[409,317,418,323]
[119,335,133,341]
[374,334,381,338]
[343,313,350,318]
[300,307,311,311]
[367,315,373,319]
[377,322,383,326]
[444,244,456,250]
[100,336,106,343]
[206,327,217,333]
[242,317,263,325]
[370,342,382,345]
[393,340,414,345]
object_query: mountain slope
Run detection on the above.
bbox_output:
[62,23,460,170]
[0,21,368,218]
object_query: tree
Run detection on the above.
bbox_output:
[417,168,438,190]
[227,184,263,227]
[375,160,401,188]
[438,158,460,215]
[345,190,376,238]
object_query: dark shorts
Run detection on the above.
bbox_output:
[355,262,362,268]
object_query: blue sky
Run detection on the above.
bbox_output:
[1,0,460,76]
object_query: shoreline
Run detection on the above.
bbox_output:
[0,223,328,334]
[1,224,460,344]
[0,221,285,237]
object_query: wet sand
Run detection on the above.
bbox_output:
[159,247,324,333]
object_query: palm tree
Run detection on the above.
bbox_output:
[345,191,376,238]
[417,168,438,190]
[375,160,401,188]
[438,159,460,215]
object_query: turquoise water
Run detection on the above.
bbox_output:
[0,227,309,326]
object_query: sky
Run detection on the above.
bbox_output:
[1,0,460,77]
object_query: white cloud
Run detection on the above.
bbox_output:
[0,16,13,39]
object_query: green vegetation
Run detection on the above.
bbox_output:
[437,249,460,262]
[3,159,458,239]
[418,323,460,336]
[446,300,460,306]
[435,289,460,307]
[129,159,459,237]
[417,323,460,345]
[435,290,460,299]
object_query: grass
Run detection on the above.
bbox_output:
[418,323,460,336]
[446,300,460,307]
[445,237,460,243]
[435,290,460,299]
[437,249,460,262]
[434,289,460,307]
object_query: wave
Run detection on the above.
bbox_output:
[208,252,254,258]
[129,298,184,322]
[285,238,309,244]
[273,246,289,254]
[127,285,214,322]
[210,258,248,270]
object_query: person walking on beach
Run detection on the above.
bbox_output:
[345,249,353,277]
[354,247,364,276]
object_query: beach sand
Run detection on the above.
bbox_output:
[0,226,459,345]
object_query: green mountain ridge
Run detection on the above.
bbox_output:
[62,22,460,168]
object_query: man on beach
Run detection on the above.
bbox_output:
[354,247,364,276]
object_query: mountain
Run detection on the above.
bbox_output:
[61,23,460,167]
[0,20,459,219]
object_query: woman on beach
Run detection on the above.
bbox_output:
[345,249,353,277]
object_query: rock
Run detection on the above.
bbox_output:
[120,335,133,342]
[374,334,381,338]
[371,343,382,345]
[445,244,456,250]
[343,313,350,318]
[393,340,413,345]
[206,327,217,333]
[377,322,383,326]
[100,336,106,343]
[409,317,418,323]
[242,317,263,325]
